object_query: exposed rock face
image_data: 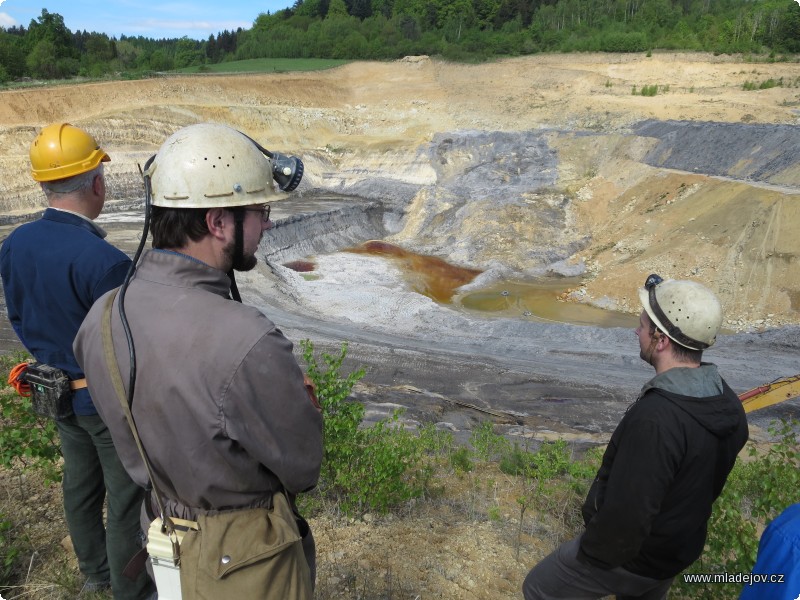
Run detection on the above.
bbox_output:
[1,56,799,330]
[390,131,583,275]
[265,202,387,264]
[635,120,800,184]
[261,122,800,330]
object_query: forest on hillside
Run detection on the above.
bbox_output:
[0,0,798,82]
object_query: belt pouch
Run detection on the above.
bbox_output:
[178,492,312,600]
[23,363,74,420]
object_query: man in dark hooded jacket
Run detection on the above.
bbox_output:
[523,274,749,600]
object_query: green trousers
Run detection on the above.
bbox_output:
[57,414,155,600]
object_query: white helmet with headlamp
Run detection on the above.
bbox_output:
[136,122,304,304]
[144,122,303,208]
[638,274,723,350]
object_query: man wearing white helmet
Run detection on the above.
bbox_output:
[74,123,322,598]
[523,274,748,600]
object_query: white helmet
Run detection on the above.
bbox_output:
[145,123,281,208]
[638,274,723,350]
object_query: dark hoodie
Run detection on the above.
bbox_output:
[578,364,749,579]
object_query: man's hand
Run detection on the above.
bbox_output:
[303,374,321,412]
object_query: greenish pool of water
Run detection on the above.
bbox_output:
[339,241,638,329]
[457,279,638,329]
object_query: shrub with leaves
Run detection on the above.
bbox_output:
[0,510,18,591]
[450,446,474,473]
[470,420,511,462]
[301,339,366,481]
[0,353,62,484]
[300,339,431,516]
[335,412,431,515]
[500,439,601,558]
[417,422,455,457]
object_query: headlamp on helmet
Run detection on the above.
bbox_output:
[638,274,723,350]
[144,123,304,208]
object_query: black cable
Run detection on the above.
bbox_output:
[242,135,273,159]
[227,209,245,303]
[118,155,155,407]
[228,270,242,303]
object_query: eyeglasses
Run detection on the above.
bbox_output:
[243,204,271,223]
[644,273,663,290]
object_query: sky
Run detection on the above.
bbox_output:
[0,0,296,40]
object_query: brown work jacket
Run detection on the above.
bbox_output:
[74,250,323,520]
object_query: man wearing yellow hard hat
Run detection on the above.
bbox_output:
[0,123,155,599]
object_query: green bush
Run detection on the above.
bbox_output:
[417,423,455,457]
[450,446,474,473]
[501,439,601,558]
[743,78,783,91]
[0,353,62,484]
[499,441,534,476]
[470,420,511,462]
[0,510,18,590]
[300,339,431,516]
[339,413,431,514]
[500,439,575,480]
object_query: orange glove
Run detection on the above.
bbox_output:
[8,362,31,397]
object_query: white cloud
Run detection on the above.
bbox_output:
[0,12,17,28]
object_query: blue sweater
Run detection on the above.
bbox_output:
[0,208,131,415]
[740,503,800,599]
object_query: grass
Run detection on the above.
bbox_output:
[632,83,669,96]
[178,58,351,74]
[0,58,353,91]
[741,77,790,91]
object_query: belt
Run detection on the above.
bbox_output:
[70,378,88,391]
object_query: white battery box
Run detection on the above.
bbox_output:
[147,518,190,600]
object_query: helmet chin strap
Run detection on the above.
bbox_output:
[227,210,245,303]
[228,270,242,303]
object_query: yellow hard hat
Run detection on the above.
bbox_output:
[30,123,110,182]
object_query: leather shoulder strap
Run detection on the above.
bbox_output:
[101,290,182,562]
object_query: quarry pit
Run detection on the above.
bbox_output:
[1,53,799,443]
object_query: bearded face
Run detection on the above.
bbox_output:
[222,237,258,272]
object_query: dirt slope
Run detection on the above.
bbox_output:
[1,53,798,148]
[2,53,799,329]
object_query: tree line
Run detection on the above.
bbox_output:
[1,1,798,82]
